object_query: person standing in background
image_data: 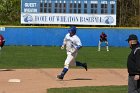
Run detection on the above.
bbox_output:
[0,34,5,50]
[126,34,140,93]
[98,32,109,51]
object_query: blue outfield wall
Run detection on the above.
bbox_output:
[0,27,140,47]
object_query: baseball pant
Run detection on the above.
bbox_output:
[98,41,109,51]
[0,41,5,47]
[128,76,140,93]
[64,52,77,69]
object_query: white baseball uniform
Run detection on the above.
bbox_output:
[62,33,82,69]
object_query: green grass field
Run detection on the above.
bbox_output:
[0,46,130,69]
[48,86,127,93]
[0,46,129,93]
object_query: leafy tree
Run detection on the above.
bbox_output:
[0,0,20,25]
[117,0,140,27]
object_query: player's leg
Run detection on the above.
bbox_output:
[75,61,87,71]
[57,54,74,80]
[70,53,87,71]
[98,40,101,51]
[71,60,88,71]
[0,41,5,50]
[1,41,5,48]
[128,76,140,93]
[57,68,68,80]
[105,41,109,51]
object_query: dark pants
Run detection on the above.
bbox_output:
[0,41,5,48]
[128,76,140,93]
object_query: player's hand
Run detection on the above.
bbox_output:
[134,75,140,80]
[61,45,64,50]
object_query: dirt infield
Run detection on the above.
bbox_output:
[0,69,127,93]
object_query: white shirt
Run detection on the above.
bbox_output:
[63,33,82,53]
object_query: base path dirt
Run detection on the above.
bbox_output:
[0,68,128,93]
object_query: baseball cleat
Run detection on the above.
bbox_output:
[83,63,88,71]
[57,75,64,80]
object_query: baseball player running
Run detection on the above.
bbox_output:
[98,32,109,51]
[57,26,87,80]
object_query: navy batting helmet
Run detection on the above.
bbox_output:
[68,26,76,34]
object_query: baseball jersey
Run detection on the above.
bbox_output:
[100,33,107,41]
[0,35,4,46]
[63,33,82,53]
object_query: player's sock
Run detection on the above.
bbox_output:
[76,61,83,67]
[106,46,109,51]
[76,61,87,71]
[60,68,68,77]
[98,41,101,51]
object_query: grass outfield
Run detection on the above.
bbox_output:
[47,86,127,93]
[0,46,130,69]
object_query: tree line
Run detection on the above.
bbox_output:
[0,0,139,27]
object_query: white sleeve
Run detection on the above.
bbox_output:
[72,36,82,50]
[62,33,68,46]
[76,36,82,46]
